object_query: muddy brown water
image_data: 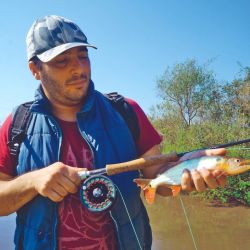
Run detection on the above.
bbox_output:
[0,195,249,250]
[147,195,250,250]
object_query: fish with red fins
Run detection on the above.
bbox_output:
[134,156,250,204]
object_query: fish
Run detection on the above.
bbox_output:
[134,156,250,204]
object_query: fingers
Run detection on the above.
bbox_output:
[40,178,78,202]
[34,162,83,202]
[197,168,227,190]
[57,174,79,194]
[46,190,64,202]
[42,183,67,202]
[181,169,209,192]
[181,169,208,193]
[181,168,227,193]
[204,148,227,156]
[181,169,194,192]
[61,166,82,186]
[180,148,227,194]
[213,170,227,187]
[198,168,218,190]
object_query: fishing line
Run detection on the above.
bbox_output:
[114,184,143,250]
[178,196,199,250]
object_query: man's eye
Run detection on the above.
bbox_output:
[56,59,66,64]
[54,58,67,67]
[79,55,89,60]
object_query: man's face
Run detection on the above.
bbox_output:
[37,46,91,107]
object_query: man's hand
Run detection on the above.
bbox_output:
[0,162,85,215]
[31,162,83,202]
[180,148,227,192]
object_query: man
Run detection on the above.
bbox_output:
[0,15,226,250]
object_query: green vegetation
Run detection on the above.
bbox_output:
[150,60,250,205]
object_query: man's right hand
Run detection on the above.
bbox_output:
[0,163,85,215]
[31,162,83,202]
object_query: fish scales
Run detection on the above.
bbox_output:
[158,156,221,185]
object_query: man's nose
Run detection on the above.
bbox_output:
[70,57,88,73]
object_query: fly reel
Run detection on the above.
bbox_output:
[79,175,116,212]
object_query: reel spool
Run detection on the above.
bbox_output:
[79,175,116,212]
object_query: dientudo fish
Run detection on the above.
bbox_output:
[134,156,250,205]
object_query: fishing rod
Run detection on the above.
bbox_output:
[177,138,250,157]
[78,138,250,180]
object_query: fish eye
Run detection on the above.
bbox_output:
[235,159,240,163]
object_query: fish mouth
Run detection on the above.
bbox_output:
[239,159,250,166]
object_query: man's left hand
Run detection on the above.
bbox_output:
[180,148,227,192]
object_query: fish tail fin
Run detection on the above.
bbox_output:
[134,178,156,205]
[170,185,182,196]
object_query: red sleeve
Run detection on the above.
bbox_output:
[0,114,15,176]
[126,98,162,156]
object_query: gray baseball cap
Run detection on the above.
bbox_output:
[26,15,97,62]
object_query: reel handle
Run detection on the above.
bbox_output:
[106,151,178,175]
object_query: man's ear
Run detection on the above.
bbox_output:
[28,61,41,80]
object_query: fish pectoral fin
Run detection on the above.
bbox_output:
[133,178,152,190]
[170,185,181,197]
[133,178,156,205]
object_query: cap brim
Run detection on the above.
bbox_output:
[37,42,97,62]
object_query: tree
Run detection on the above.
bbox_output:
[156,59,217,126]
[222,67,250,126]
[157,59,215,126]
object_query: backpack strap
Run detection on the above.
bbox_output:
[104,92,140,142]
[7,101,33,160]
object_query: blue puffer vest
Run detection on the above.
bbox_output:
[14,81,152,250]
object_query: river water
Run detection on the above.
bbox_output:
[147,195,250,250]
[0,213,15,249]
[0,195,249,250]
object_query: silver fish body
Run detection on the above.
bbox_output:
[150,156,224,187]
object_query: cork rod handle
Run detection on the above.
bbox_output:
[106,151,178,175]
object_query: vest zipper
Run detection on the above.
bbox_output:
[76,119,95,168]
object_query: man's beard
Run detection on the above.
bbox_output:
[40,71,89,107]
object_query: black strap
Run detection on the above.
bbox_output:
[7,101,33,159]
[105,92,140,142]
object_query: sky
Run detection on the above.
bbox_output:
[0,0,249,122]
